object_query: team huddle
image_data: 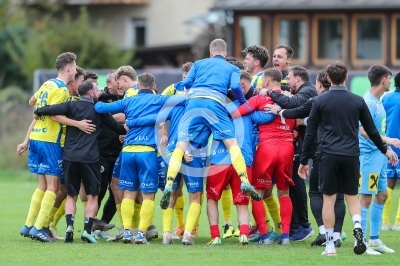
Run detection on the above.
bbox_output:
[17,38,400,257]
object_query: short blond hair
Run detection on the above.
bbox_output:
[209,39,227,54]
[115,66,137,81]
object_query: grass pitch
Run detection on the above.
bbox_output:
[1,169,400,265]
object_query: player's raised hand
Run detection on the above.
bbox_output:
[298,164,309,180]
[386,148,399,166]
[17,142,28,156]
[76,119,96,134]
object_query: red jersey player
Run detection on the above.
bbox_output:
[231,68,296,245]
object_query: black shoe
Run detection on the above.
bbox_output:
[223,224,230,234]
[334,239,342,248]
[353,228,367,255]
[311,233,326,246]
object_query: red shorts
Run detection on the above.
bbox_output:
[252,142,295,191]
[206,165,251,205]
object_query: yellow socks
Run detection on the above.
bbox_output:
[163,208,174,233]
[34,191,56,229]
[121,198,134,229]
[139,200,154,232]
[395,198,400,225]
[166,148,185,184]
[175,195,185,228]
[132,202,142,229]
[264,201,273,232]
[82,201,87,210]
[228,145,248,183]
[51,198,66,228]
[116,204,123,226]
[43,207,58,228]
[221,189,232,223]
[382,187,393,225]
[185,202,201,233]
[25,188,45,227]
[265,196,281,233]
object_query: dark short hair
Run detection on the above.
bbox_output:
[240,70,252,82]
[78,80,94,96]
[275,44,294,59]
[84,71,98,81]
[75,66,85,81]
[367,65,392,86]
[226,56,245,70]
[395,72,400,88]
[326,62,347,85]
[263,68,282,83]
[317,69,331,89]
[55,52,76,71]
[289,65,309,82]
[138,72,155,88]
[182,62,193,73]
[242,45,270,68]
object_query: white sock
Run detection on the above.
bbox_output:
[333,232,340,241]
[319,225,326,235]
[325,228,334,249]
[352,214,361,229]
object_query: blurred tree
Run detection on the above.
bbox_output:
[0,0,29,90]
[7,5,134,87]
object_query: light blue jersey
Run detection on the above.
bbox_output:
[382,88,400,156]
[359,92,386,154]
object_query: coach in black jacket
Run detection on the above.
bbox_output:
[97,71,126,224]
[263,65,317,241]
[34,80,126,239]
[266,69,346,247]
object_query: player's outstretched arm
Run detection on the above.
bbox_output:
[94,100,124,114]
[251,111,275,125]
[50,116,96,134]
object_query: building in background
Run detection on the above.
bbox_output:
[62,0,215,68]
[212,0,400,72]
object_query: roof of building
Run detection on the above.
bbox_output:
[212,0,400,11]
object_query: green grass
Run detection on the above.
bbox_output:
[1,169,400,265]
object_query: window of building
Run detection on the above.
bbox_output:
[124,19,147,49]
[312,15,347,64]
[391,15,400,65]
[234,15,270,59]
[274,15,308,64]
[352,15,386,64]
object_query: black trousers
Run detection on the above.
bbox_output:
[98,153,118,223]
[290,156,310,229]
[309,152,346,233]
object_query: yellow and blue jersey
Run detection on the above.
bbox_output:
[124,84,139,99]
[162,81,185,96]
[60,95,80,146]
[30,78,70,144]
[251,71,264,90]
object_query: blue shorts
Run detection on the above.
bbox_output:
[359,150,388,195]
[119,151,158,193]
[112,153,122,179]
[28,140,63,177]
[386,162,400,179]
[158,155,167,191]
[178,98,235,142]
[166,149,207,193]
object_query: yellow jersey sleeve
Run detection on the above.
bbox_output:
[162,84,176,95]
